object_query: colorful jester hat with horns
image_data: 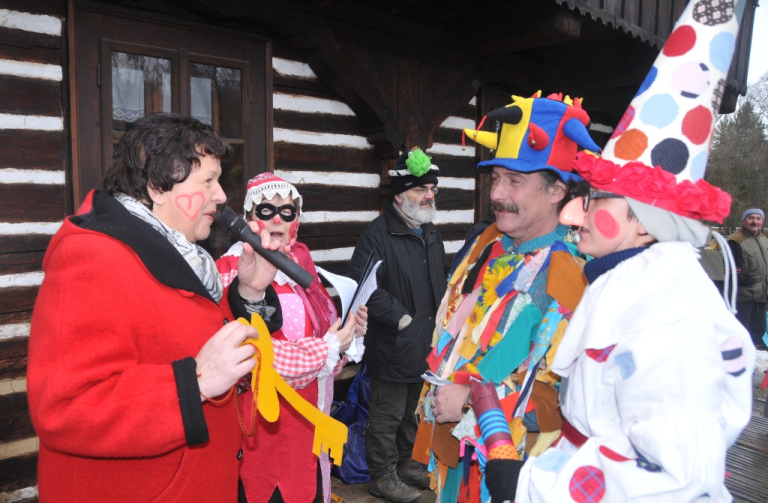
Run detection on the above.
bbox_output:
[571,0,746,226]
[463,92,601,182]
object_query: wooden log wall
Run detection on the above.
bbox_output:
[271,44,478,282]
[0,2,65,501]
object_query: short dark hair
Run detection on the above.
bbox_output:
[101,112,232,207]
[539,169,584,213]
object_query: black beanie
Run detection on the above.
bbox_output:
[389,148,439,196]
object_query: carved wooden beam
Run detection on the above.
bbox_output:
[293,17,405,158]
[473,8,582,56]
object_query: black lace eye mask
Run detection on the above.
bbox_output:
[254,203,297,222]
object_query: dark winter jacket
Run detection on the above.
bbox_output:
[347,202,447,383]
[729,228,768,303]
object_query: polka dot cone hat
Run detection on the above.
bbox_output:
[572,0,747,223]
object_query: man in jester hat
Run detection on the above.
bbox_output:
[416,92,601,502]
[479,1,755,501]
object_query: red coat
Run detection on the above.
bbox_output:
[27,191,241,502]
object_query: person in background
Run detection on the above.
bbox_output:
[216,172,368,503]
[27,113,272,502]
[347,148,446,503]
[729,208,768,350]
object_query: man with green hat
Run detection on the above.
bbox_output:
[348,148,446,503]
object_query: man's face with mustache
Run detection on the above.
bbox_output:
[489,166,566,246]
[490,201,518,214]
[743,213,764,236]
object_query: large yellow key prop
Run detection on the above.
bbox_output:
[238,314,348,466]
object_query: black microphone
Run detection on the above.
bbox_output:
[218,206,315,289]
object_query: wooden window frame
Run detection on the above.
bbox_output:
[69,1,272,207]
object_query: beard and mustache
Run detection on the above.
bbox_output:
[490,201,519,214]
[401,195,437,224]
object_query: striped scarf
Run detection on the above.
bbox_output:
[116,193,223,303]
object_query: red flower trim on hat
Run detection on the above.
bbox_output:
[572,152,732,223]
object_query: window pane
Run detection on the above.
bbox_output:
[201,144,244,259]
[190,63,243,139]
[112,52,172,132]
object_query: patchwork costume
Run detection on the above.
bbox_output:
[216,174,363,503]
[28,191,242,503]
[512,1,756,501]
[416,93,599,502]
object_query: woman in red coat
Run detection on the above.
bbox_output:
[216,173,368,503]
[27,113,280,502]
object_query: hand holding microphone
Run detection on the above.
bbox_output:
[218,207,315,290]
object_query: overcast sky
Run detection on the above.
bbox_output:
[747,2,768,85]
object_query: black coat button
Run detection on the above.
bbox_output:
[237,449,243,459]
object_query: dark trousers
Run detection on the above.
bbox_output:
[735,300,767,348]
[365,379,423,479]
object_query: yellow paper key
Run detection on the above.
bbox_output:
[238,314,349,465]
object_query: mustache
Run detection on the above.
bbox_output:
[491,201,519,214]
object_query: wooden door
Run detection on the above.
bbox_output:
[71,2,271,257]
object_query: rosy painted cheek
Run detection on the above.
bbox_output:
[174,192,204,221]
[289,221,299,240]
[255,220,266,232]
[593,209,620,239]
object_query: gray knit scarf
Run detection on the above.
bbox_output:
[116,193,224,303]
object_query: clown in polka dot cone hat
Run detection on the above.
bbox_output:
[572,0,748,225]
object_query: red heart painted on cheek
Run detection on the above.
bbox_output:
[593,209,620,239]
[175,192,205,221]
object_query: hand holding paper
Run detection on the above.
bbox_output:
[317,251,382,325]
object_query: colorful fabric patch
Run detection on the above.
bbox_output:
[634,447,663,473]
[531,301,565,364]
[651,138,689,174]
[663,25,696,57]
[477,303,542,384]
[569,466,606,502]
[598,445,631,462]
[673,62,710,99]
[277,291,306,340]
[682,105,712,144]
[614,128,648,160]
[635,68,657,98]
[611,105,636,140]
[693,0,734,25]
[712,78,726,111]
[690,151,709,181]
[640,94,679,128]
[720,335,747,377]
[709,31,736,72]
[614,352,636,380]
[586,344,616,363]
[534,449,572,472]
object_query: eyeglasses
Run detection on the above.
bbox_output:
[254,203,297,222]
[582,191,624,212]
[411,186,438,195]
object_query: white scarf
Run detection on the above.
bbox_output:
[116,193,224,303]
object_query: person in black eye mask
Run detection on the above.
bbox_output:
[215,173,368,503]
